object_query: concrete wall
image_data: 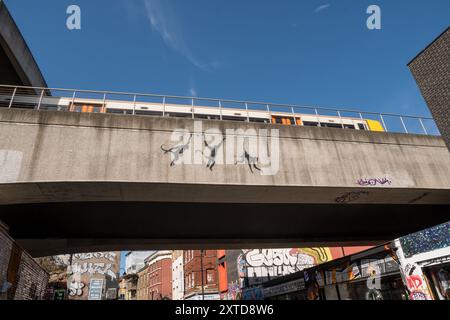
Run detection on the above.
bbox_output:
[0,108,449,205]
[409,27,450,151]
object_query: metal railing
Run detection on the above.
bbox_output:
[0,84,441,136]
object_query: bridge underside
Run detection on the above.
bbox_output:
[0,201,448,257]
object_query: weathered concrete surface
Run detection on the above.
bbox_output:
[0,109,449,256]
[0,0,47,87]
[0,108,449,205]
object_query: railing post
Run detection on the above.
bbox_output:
[132,94,137,115]
[161,96,166,117]
[315,108,322,127]
[70,91,77,112]
[291,106,297,125]
[192,98,195,119]
[102,93,107,113]
[37,89,45,110]
[8,87,17,109]
[219,100,223,121]
[267,104,272,123]
[380,114,388,132]
[419,118,428,135]
[400,116,408,134]
[337,110,345,129]
[245,103,250,122]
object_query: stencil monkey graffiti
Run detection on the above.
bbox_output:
[161,134,193,167]
[197,134,226,171]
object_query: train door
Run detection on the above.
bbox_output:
[271,116,301,126]
[69,102,105,113]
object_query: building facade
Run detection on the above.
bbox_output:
[408,27,450,150]
[136,265,150,300]
[121,273,139,300]
[184,250,219,300]
[221,247,372,300]
[260,244,406,301]
[172,250,184,300]
[146,251,173,300]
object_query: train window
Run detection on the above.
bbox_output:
[321,123,343,129]
[195,114,221,120]
[303,121,319,127]
[344,124,356,129]
[169,112,192,118]
[249,118,268,123]
[358,124,367,131]
[106,109,134,115]
[136,110,163,116]
[222,116,246,122]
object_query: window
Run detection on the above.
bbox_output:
[207,269,216,284]
[303,121,319,127]
[358,123,367,131]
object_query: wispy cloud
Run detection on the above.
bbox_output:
[189,87,197,97]
[315,4,331,13]
[143,0,217,72]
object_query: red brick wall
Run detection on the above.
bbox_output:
[184,250,219,299]
[0,225,49,300]
[148,258,172,300]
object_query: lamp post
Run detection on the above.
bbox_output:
[200,250,205,300]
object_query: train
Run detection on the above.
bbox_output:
[0,93,385,132]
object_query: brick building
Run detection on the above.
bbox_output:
[136,264,150,300]
[184,250,219,300]
[408,27,450,150]
[147,251,173,300]
[0,221,49,300]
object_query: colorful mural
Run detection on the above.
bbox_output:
[227,248,333,300]
[399,222,450,258]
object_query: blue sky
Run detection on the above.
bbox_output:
[5,0,449,117]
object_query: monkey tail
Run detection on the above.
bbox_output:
[161,146,172,153]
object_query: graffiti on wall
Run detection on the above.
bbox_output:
[357,177,392,187]
[197,134,226,171]
[225,282,242,301]
[72,252,117,262]
[238,248,333,287]
[160,122,280,176]
[405,275,428,300]
[335,191,369,203]
[68,281,85,297]
[408,192,430,204]
[70,263,117,280]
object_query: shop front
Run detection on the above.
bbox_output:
[262,244,409,300]
[394,222,450,300]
